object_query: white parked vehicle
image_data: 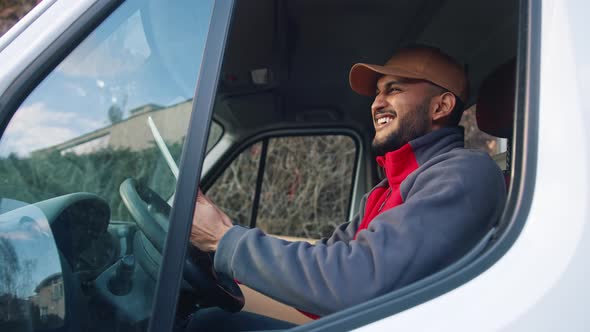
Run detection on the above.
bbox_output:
[0,0,585,331]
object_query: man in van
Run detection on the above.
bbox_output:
[189,46,506,327]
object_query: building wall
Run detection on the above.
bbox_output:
[36,100,193,156]
[108,101,192,151]
[31,278,64,319]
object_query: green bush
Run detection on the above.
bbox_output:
[0,143,182,221]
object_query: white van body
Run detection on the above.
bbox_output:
[0,0,587,331]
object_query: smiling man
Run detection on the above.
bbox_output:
[189,46,506,326]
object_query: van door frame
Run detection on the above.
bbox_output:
[147,0,236,330]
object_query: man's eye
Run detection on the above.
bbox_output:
[376,87,401,95]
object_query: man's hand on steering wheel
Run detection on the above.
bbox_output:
[119,179,244,312]
[190,189,233,252]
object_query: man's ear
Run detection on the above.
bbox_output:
[432,92,456,123]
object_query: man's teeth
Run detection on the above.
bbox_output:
[377,117,393,125]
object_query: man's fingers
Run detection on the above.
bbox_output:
[196,188,209,205]
[197,188,220,207]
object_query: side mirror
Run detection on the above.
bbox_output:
[0,199,65,331]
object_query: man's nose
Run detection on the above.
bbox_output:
[371,93,387,114]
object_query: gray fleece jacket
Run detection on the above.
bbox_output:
[214,127,506,316]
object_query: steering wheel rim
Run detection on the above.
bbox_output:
[119,178,244,312]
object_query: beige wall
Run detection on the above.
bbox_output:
[37,100,194,155]
[31,280,65,319]
[108,101,192,151]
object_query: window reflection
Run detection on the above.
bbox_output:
[0,0,215,331]
[0,200,64,330]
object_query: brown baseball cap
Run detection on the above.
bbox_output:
[349,46,468,102]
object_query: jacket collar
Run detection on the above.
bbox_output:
[376,126,465,186]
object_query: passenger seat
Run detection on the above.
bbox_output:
[476,59,516,186]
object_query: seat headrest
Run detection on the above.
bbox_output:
[476,59,516,138]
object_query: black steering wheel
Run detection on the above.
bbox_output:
[119,178,244,312]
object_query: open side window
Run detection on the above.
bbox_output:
[187,0,538,329]
[291,1,538,330]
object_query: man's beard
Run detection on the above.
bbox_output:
[371,101,431,156]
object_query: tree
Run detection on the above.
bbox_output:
[107,104,123,124]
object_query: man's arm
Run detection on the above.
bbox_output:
[317,184,381,245]
[189,189,366,251]
[316,213,361,246]
[212,154,506,316]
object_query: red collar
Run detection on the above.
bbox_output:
[375,143,419,186]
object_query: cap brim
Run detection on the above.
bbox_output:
[349,63,427,96]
